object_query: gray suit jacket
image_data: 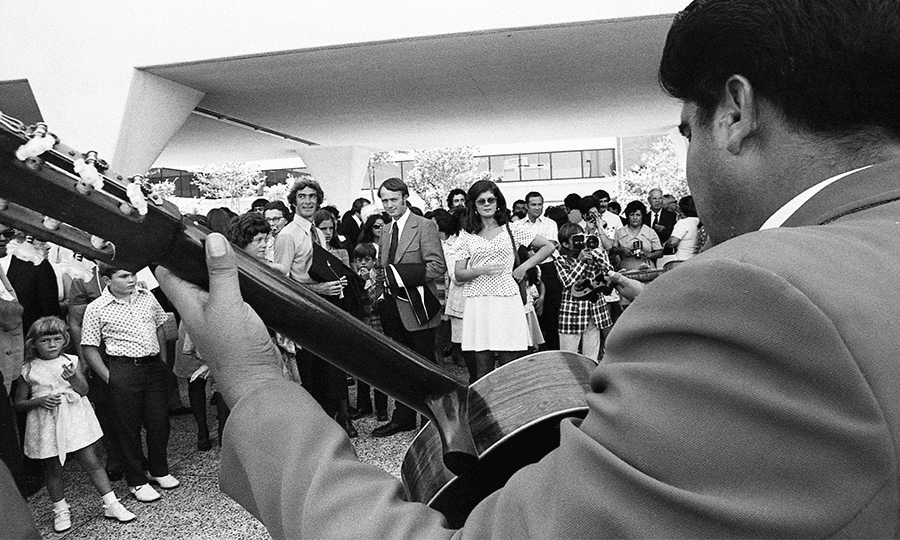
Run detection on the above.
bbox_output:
[378,211,446,331]
[218,161,900,538]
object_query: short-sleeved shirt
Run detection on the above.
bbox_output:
[455,222,535,298]
[670,216,701,260]
[599,210,623,239]
[614,224,664,270]
[273,215,326,284]
[67,266,101,307]
[81,286,168,357]
[521,215,558,260]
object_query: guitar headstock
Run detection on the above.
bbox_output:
[0,111,193,272]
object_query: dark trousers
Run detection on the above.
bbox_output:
[87,368,124,472]
[0,373,25,496]
[379,295,436,427]
[10,379,42,497]
[538,261,562,351]
[356,381,387,415]
[296,349,347,418]
[107,356,170,487]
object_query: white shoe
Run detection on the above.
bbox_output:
[104,499,136,522]
[53,504,71,532]
[146,472,180,489]
[130,483,161,502]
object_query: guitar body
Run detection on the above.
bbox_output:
[401,351,596,528]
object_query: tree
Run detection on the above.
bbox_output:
[149,179,176,201]
[404,147,490,210]
[263,179,293,205]
[619,135,689,203]
[192,163,265,210]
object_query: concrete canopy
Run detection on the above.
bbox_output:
[149,15,683,169]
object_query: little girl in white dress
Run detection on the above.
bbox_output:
[13,316,135,532]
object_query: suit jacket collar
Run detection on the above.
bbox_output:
[383,212,419,265]
[781,159,900,227]
[396,214,418,258]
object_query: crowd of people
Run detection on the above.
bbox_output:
[0,172,701,532]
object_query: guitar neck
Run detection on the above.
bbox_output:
[0,118,477,472]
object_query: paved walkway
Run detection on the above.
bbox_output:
[24,366,468,539]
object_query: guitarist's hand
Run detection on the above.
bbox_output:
[156,233,285,410]
[608,271,645,302]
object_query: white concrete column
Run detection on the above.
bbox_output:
[28,66,203,177]
[112,71,205,176]
[296,146,374,212]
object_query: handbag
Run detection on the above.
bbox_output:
[505,224,529,305]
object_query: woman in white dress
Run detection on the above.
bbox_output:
[454,180,555,380]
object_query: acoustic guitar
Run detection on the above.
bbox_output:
[0,112,599,526]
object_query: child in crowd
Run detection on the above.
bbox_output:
[522,259,545,352]
[555,223,614,361]
[349,243,388,421]
[13,316,135,532]
[81,263,179,503]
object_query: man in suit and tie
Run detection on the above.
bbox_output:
[371,177,445,437]
[338,197,370,252]
[643,188,677,244]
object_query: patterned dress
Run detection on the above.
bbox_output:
[455,222,535,352]
[22,355,102,464]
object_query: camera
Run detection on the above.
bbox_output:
[571,234,601,252]
[631,240,644,258]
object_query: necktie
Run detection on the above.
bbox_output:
[652,212,658,228]
[388,221,399,263]
[311,227,321,246]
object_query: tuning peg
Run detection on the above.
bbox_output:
[14,123,57,161]
[73,153,105,193]
[136,176,164,206]
[126,176,149,215]
[42,216,61,231]
[90,235,108,250]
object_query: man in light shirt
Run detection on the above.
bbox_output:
[520,191,561,350]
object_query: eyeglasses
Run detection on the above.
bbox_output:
[0,229,14,239]
[475,197,497,206]
[372,224,383,229]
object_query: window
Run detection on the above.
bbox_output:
[489,155,520,182]
[583,150,616,177]
[373,161,402,185]
[550,151,582,179]
[520,153,550,181]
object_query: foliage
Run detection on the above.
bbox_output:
[263,179,293,205]
[192,163,265,209]
[618,135,689,203]
[403,147,490,210]
[148,179,176,201]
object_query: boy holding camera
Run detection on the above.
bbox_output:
[554,223,614,361]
